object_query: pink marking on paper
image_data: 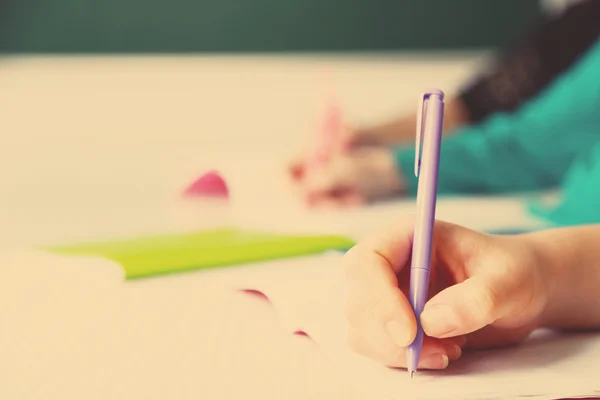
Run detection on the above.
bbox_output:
[238,289,316,342]
[184,170,229,198]
[292,330,316,344]
[237,289,271,304]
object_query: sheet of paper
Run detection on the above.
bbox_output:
[0,250,363,400]
[244,253,600,400]
[0,250,228,398]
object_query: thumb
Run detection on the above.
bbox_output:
[420,274,513,338]
[337,126,359,151]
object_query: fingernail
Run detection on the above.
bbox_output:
[386,320,411,347]
[444,343,462,361]
[421,305,458,338]
[418,353,449,370]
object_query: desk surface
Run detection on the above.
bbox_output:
[0,54,544,399]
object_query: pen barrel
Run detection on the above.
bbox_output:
[409,267,431,317]
[407,267,431,366]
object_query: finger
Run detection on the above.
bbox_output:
[306,189,361,208]
[337,126,359,151]
[442,337,464,361]
[343,221,417,348]
[421,274,513,339]
[359,316,462,364]
[320,188,365,207]
[345,219,415,277]
[348,333,454,369]
[349,287,416,350]
[449,334,468,349]
[430,220,486,269]
[337,191,366,206]
[345,270,416,354]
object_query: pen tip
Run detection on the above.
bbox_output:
[410,371,415,379]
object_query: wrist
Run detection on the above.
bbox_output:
[525,229,576,329]
[357,116,416,146]
[525,234,561,328]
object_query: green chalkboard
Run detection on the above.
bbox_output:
[0,0,542,53]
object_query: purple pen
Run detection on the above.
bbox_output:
[406,89,445,378]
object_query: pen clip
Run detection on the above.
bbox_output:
[414,94,427,177]
[414,89,444,177]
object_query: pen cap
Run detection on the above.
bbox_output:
[415,90,444,177]
[411,90,444,272]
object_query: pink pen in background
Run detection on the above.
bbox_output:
[306,71,351,174]
[308,97,344,171]
[406,89,445,378]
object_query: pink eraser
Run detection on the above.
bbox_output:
[184,170,229,198]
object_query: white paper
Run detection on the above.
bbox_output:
[246,253,600,400]
[0,250,329,400]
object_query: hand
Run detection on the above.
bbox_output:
[343,220,549,370]
[289,97,470,181]
[298,147,405,207]
[289,125,358,182]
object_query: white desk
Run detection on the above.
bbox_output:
[0,53,484,247]
[0,54,541,399]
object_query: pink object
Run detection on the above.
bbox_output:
[238,288,316,341]
[184,170,229,198]
[310,101,343,169]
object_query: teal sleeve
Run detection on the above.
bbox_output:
[394,38,600,196]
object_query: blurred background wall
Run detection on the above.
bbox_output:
[0,0,546,53]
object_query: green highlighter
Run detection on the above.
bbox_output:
[46,229,355,279]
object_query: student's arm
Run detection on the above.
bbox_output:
[394,38,600,196]
[351,98,469,146]
[460,0,600,123]
[531,225,600,330]
[354,1,600,146]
